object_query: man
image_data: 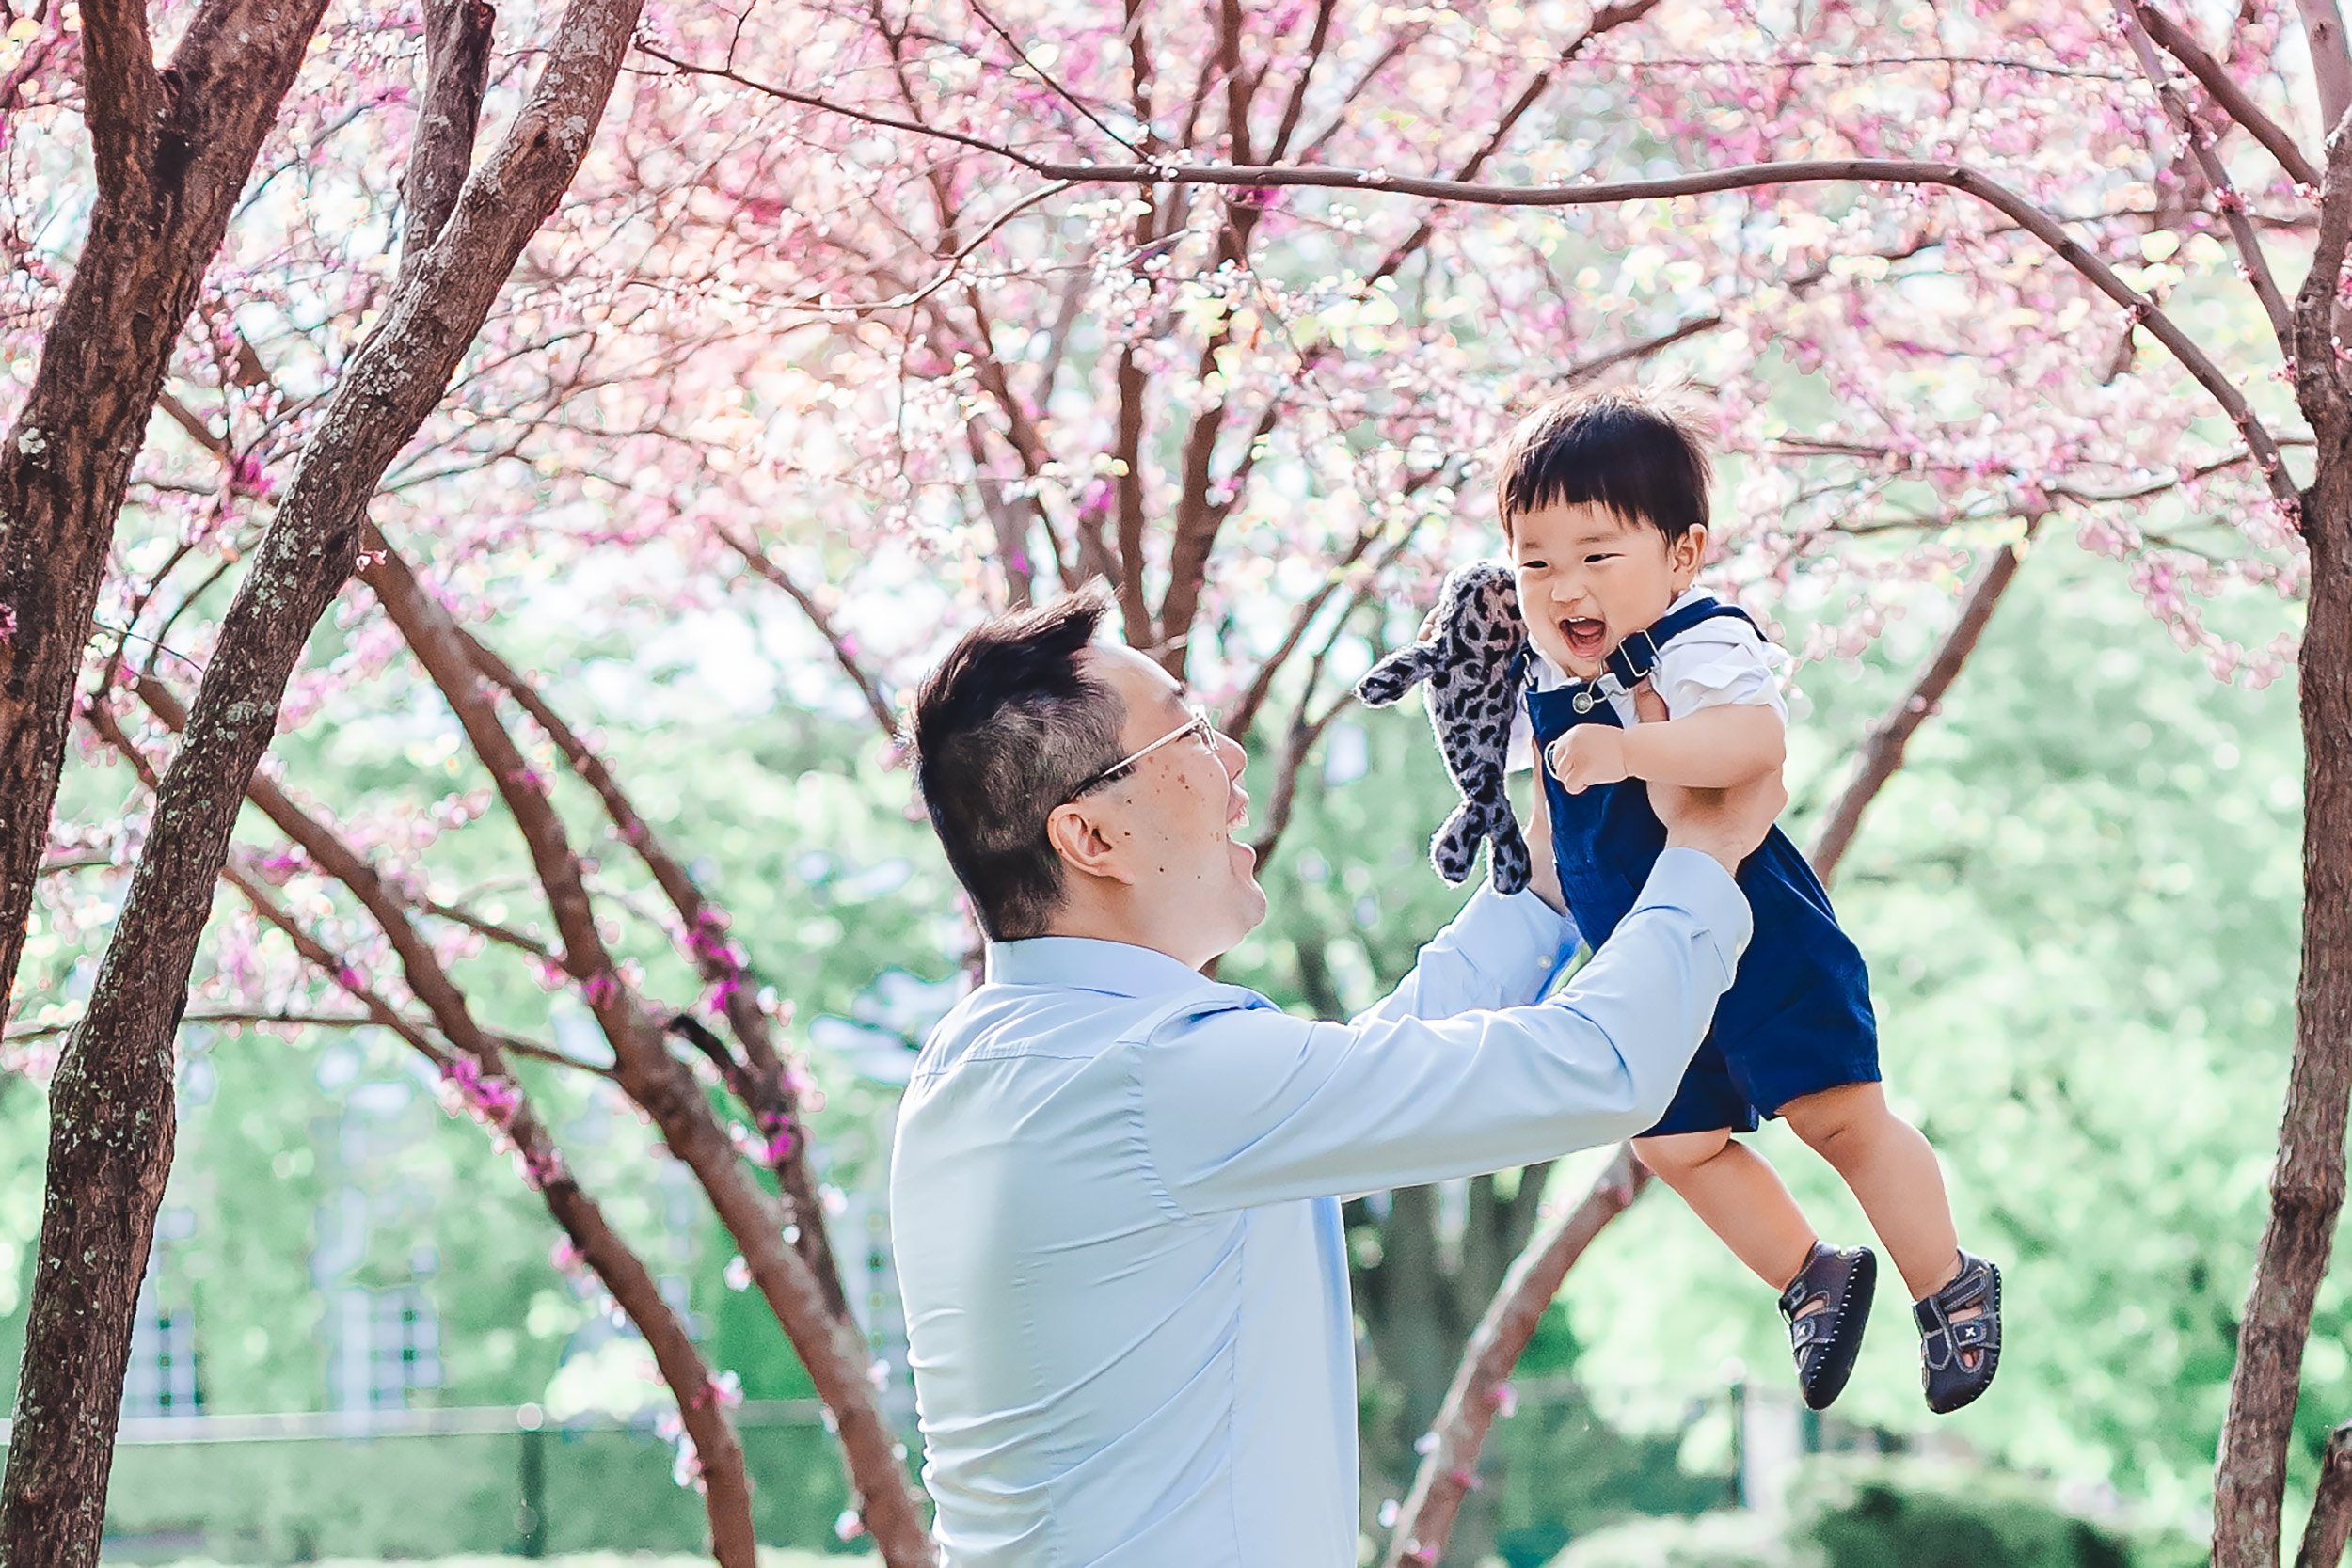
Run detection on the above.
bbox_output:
[890,588,1783,1566]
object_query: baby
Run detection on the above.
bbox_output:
[1502,387,1999,1415]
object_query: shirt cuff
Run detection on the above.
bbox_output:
[1452,880,1581,974]
[1635,847,1754,986]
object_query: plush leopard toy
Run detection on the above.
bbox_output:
[1355,559,1534,893]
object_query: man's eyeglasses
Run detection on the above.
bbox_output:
[1067,705,1220,799]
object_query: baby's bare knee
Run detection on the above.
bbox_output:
[1785,1083,1888,1156]
[1634,1128,1734,1180]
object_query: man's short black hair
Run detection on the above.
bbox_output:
[1496,385,1713,541]
[909,588,1125,942]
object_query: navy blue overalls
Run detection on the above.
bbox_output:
[1524,594,1879,1136]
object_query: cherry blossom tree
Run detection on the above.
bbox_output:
[0,0,720,1557]
[8,0,2350,1565]
[625,3,2339,1563]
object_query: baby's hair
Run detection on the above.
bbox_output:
[1496,383,1714,542]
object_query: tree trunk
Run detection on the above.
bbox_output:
[2215,461,2352,1568]
[0,1,648,1557]
[2211,133,2352,1568]
[0,0,333,1023]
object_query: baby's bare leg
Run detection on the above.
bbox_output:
[1780,1082,1961,1300]
[1633,1128,1820,1290]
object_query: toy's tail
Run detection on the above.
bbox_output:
[1430,797,1534,895]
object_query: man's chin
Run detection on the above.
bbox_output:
[1240,874,1270,929]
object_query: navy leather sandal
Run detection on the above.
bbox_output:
[1915,1250,2003,1414]
[1779,1242,1877,1411]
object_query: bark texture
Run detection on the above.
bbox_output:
[2301,1423,2352,1568]
[0,0,333,1024]
[2211,109,2352,1568]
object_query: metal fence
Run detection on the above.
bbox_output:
[0,1379,1931,1565]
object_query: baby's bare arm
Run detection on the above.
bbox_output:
[1521,730,1566,916]
[1616,701,1785,788]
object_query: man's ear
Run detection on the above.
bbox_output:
[1670,523,1709,587]
[1044,800,1137,886]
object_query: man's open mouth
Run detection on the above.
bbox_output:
[1563,617,1608,660]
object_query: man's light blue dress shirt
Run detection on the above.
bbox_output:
[888,849,1751,1566]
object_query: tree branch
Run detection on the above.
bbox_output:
[84,694,756,1560]
[2117,4,2294,352]
[1262,0,1335,162]
[2296,103,2352,414]
[1808,522,2036,881]
[2304,0,2352,131]
[358,544,934,1566]
[399,0,497,290]
[445,597,850,1320]
[646,55,2298,512]
[1365,0,1661,290]
[2134,3,2319,187]
[74,0,163,201]
[2298,1422,2352,1568]
[228,892,747,1555]
[1382,1148,1652,1568]
[1109,343,1159,652]
[710,522,899,743]
[1223,526,1383,739]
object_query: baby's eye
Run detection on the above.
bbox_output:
[1517,558,1548,573]
[1584,552,1618,565]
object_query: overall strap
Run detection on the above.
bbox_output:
[1562,596,1757,716]
[1602,595,1757,689]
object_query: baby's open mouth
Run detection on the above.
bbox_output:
[1562,617,1608,660]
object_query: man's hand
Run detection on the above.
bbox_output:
[1629,677,1783,873]
[1547,725,1628,795]
[1651,770,1787,875]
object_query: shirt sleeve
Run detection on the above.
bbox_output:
[1653,624,1789,721]
[1351,882,1583,1027]
[1130,849,1751,1214]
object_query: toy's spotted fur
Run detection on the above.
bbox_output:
[1356,561,1533,893]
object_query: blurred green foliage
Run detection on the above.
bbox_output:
[1549,1458,2205,1568]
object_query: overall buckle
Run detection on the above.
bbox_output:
[1609,627,1662,686]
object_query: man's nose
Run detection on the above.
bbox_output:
[1215,730,1247,776]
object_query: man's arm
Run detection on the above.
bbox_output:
[1133,849,1750,1214]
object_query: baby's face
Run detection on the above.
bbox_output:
[1510,500,1707,679]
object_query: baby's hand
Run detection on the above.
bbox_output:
[1548,725,1629,795]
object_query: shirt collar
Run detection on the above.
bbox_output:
[983,935,1211,998]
